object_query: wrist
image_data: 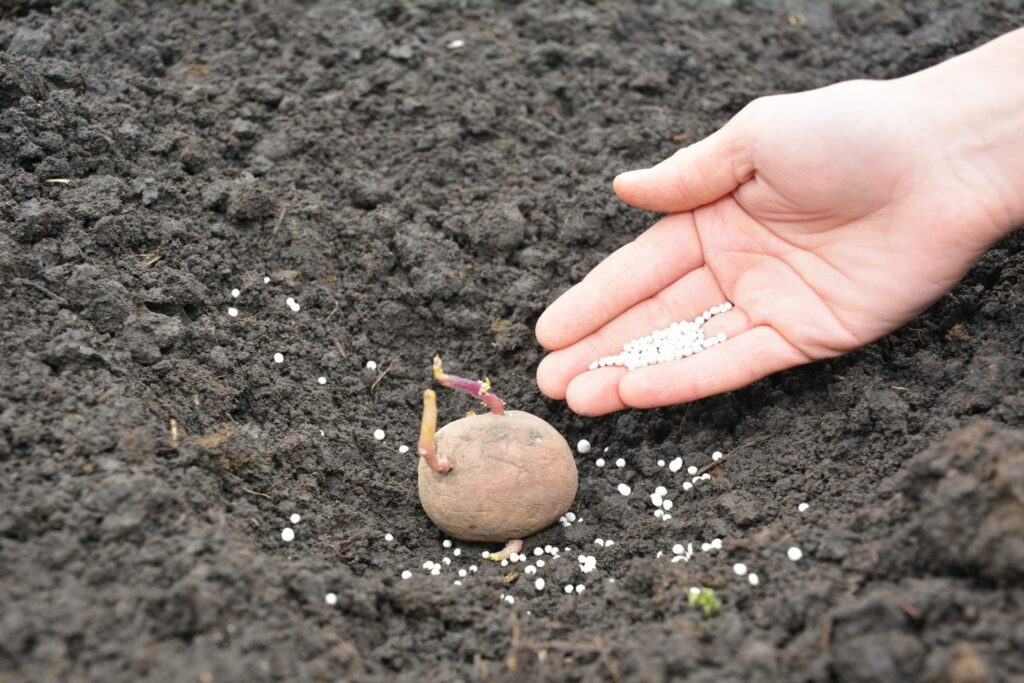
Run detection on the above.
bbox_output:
[899,28,1024,239]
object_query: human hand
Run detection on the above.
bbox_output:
[536,33,1024,416]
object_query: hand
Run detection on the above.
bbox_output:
[535,53,1022,416]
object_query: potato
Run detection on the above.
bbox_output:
[418,410,578,542]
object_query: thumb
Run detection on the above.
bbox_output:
[613,122,753,213]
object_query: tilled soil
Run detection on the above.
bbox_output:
[2,1,1023,681]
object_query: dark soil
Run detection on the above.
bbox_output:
[2,1,1023,681]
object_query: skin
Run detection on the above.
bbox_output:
[536,28,1024,416]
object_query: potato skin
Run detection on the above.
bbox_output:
[418,410,578,542]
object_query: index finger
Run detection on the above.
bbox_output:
[535,212,704,350]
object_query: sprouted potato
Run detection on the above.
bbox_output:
[416,357,578,560]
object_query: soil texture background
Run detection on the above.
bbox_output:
[2,1,1023,681]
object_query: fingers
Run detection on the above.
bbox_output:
[536,266,731,400]
[613,124,754,213]
[565,368,629,416]
[561,325,808,416]
[535,212,703,351]
[618,326,809,409]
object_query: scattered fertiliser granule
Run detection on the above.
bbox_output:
[273,352,284,364]
[231,288,240,298]
[366,360,378,371]
[285,297,301,312]
[798,502,810,512]
[281,527,295,542]
[447,38,465,49]
[373,429,386,441]
[577,439,591,454]
[227,307,239,317]
[317,376,327,385]
[787,546,803,561]
[578,555,597,573]
[595,458,606,467]
[289,513,301,524]
[384,533,394,542]
[615,458,626,468]
[616,483,631,496]
[401,570,412,580]
[324,592,338,606]
[748,573,760,586]
[398,444,409,454]
[587,302,733,371]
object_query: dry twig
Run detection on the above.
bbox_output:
[325,300,340,320]
[13,277,67,305]
[370,357,400,392]
[698,435,769,475]
[241,486,273,500]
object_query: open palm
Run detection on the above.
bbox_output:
[535,79,1008,415]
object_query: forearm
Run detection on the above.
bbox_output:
[900,27,1024,236]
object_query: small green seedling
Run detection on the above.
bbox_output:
[416,357,578,560]
[688,587,722,619]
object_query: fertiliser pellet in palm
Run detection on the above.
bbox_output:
[588,302,732,371]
